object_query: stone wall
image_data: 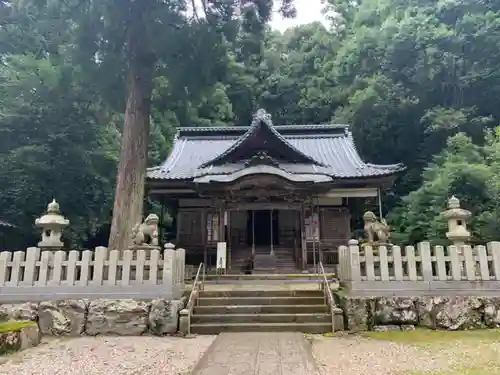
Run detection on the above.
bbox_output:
[336,294,500,332]
[0,297,187,336]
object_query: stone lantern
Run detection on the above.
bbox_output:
[442,196,471,246]
[35,199,69,249]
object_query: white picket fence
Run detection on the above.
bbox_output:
[338,241,500,296]
[0,246,185,302]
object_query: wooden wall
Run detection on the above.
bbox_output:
[230,211,247,246]
[305,207,351,266]
[176,199,351,267]
[177,208,203,247]
[279,210,298,246]
[319,206,351,245]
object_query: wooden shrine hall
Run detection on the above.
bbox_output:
[146,109,404,273]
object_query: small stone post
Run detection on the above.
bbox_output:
[164,243,175,251]
[442,196,472,275]
[34,199,69,281]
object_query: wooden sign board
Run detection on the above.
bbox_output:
[216,242,227,270]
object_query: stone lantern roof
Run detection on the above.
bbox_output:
[35,199,69,228]
[441,196,472,220]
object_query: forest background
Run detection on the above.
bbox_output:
[2,0,500,249]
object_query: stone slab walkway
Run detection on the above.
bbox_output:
[190,332,321,375]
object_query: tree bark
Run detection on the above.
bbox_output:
[108,20,155,252]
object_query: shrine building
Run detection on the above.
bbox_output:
[146,109,403,273]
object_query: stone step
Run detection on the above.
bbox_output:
[253,268,277,274]
[191,313,331,324]
[197,296,325,306]
[199,290,323,298]
[193,304,329,315]
[190,322,331,334]
[203,273,334,281]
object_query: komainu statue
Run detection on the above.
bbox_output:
[131,213,159,247]
[363,211,391,244]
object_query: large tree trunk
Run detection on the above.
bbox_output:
[108,25,155,252]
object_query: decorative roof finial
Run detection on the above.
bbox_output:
[254,108,271,122]
[47,198,60,214]
[448,195,460,209]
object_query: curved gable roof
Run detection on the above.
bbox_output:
[147,120,405,182]
[200,109,324,168]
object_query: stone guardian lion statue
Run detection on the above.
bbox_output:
[363,211,391,244]
[131,213,159,247]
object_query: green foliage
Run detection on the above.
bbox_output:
[389,131,500,244]
[0,53,120,247]
[3,0,500,248]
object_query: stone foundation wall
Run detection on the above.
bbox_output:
[0,297,187,336]
[336,294,500,332]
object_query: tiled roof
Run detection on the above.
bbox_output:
[147,121,404,182]
[0,220,16,228]
[200,109,324,167]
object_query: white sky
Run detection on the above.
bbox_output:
[270,0,328,32]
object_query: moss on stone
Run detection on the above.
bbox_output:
[0,321,36,334]
[409,368,499,375]
[362,327,500,344]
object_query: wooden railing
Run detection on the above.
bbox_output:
[339,241,500,296]
[318,261,337,332]
[180,262,205,335]
[0,246,185,302]
[180,263,205,334]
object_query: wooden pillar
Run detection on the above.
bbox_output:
[300,204,307,271]
[223,210,232,270]
[218,205,225,271]
[159,202,165,247]
[219,206,225,242]
[312,203,317,273]
[176,210,181,244]
[294,210,300,267]
[201,208,207,269]
[270,208,274,255]
[227,210,231,272]
[318,205,322,265]
[252,210,256,255]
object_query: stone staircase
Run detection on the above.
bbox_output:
[190,289,332,334]
[273,247,299,273]
[253,247,298,273]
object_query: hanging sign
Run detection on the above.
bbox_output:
[305,212,320,241]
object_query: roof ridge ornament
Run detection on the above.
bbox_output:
[245,151,280,168]
[253,108,272,123]
[199,108,327,168]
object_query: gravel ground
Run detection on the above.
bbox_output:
[0,336,216,375]
[311,335,460,375]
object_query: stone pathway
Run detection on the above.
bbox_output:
[190,332,321,375]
